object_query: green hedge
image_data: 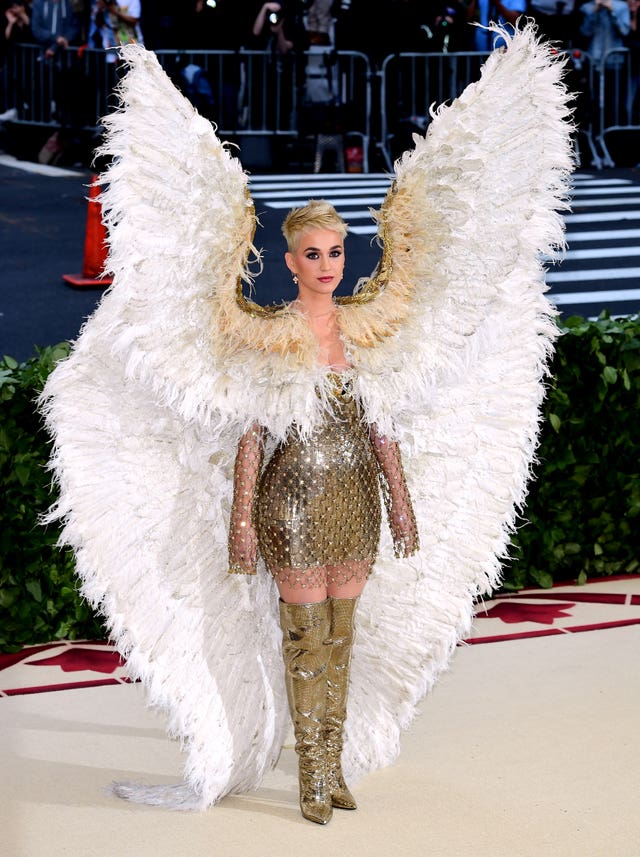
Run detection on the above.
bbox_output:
[0,345,106,652]
[1,312,638,650]
[506,311,640,589]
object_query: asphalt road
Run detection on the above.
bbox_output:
[0,159,379,364]
[2,157,639,365]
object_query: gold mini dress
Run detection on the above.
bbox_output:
[255,373,382,589]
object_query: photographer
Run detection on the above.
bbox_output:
[424,1,467,52]
[250,1,308,54]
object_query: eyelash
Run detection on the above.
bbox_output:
[306,250,342,260]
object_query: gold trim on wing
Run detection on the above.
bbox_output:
[227,180,411,357]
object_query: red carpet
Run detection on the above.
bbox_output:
[2,575,639,696]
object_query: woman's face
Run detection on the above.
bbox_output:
[285,228,345,300]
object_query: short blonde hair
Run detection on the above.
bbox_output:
[281,199,349,252]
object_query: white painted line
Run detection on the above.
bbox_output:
[565,211,640,223]
[572,178,633,186]
[250,172,389,183]
[565,246,640,260]
[572,196,640,207]
[266,196,387,208]
[253,185,390,199]
[565,228,640,241]
[547,267,640,283]
[0,154,84,177]
[550,287,640,303]
[572,186,640,196]
[350,225,378,235]
[252,182,390,193]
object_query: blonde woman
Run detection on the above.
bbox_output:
[228,200,419,823]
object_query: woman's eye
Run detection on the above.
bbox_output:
[306,252,319,260]
[330,250,342,258]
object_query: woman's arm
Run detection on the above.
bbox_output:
[228,423,265,575]
[369,424,419,559]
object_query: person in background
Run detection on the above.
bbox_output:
[579,0,630,142]
[466,0,527,51]
[245,1,308,133]
[250,0,308,54]
[527,0,580,46]
[626,0,640,120]
[89,0,142,60]
[579,0,630,64]
[31,0,80,58]
[30,0,83,164]
[0,0,32,123]
[305,0,334,45]
[3,0,31,47]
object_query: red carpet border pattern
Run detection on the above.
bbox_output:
[2,576,639,696]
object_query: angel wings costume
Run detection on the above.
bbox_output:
[39,22,576,811]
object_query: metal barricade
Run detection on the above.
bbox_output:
[152,47,372,170]
[557,48,603,170]
[1,43,372,170]
[1,43,117,129]
[595,47,640,168]
[378,47,607,173]
[378,51,490,170]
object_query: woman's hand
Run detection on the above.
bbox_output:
[228,515,259,575]
[389,505,420,558]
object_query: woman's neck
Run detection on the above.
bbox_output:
[294,296,336,320]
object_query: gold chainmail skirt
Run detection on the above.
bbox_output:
[256,376,382,589]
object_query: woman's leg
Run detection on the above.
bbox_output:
[324,563,370,809]
[275,569,332,824]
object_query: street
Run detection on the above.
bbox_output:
[1,158,639,364]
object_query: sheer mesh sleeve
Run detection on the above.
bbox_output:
[369,424,419,559]
[228,423,265,575]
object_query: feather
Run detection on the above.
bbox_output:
[39,20,575,808]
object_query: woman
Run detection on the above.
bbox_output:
[228,200,419,823]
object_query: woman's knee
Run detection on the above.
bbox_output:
[276,581,328,604]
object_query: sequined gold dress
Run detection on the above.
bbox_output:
[228,371,419,587]
[256,373,382,588]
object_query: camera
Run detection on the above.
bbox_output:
[268,10,281,24]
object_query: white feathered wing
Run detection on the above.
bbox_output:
[339,20,575,781]
[39,22,576,809]
[39,44,292,809]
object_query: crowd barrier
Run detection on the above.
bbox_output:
[591,47,640,168]
[1,42,638,172]
[378,50,490,169]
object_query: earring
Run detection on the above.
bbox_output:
[292,274,299,285]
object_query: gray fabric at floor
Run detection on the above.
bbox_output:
[2,625,639,857]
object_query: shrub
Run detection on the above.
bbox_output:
[504,312,640,590]
[0,346,106,652]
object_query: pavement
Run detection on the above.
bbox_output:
[2,576,640,857]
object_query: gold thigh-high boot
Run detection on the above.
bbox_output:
[325,595,359,810]
[279,598,332,825]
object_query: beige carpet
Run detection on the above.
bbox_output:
[2,578,640,857]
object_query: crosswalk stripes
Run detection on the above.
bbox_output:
[249,170,640,320]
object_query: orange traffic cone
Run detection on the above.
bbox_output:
[62,175,114,288]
